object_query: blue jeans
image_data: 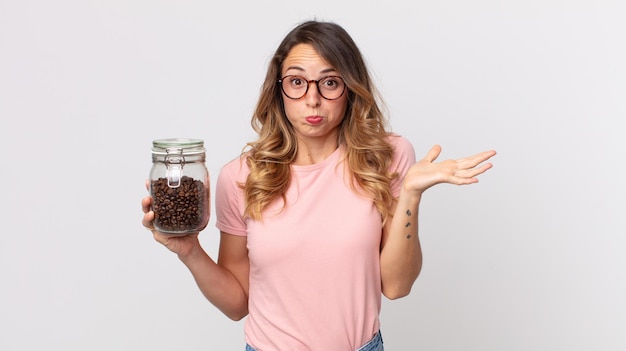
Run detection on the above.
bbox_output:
[356,331,384,351]
[245,330,383,351]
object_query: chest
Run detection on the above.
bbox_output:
[245,164,382,268]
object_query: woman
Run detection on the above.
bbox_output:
[142,20,496,351]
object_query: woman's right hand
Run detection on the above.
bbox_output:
[141,193,201,257]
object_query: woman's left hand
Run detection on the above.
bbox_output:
[403,145,497,195]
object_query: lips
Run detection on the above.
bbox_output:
[305,116,323,125]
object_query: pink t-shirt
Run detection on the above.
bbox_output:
[215,134,415,351]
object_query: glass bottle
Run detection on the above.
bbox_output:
[149,138,210,235]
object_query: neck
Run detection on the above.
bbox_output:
[293,137,339,165]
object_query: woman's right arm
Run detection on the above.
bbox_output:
[177,231,250,321]
[142,196,250,321]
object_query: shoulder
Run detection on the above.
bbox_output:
[384,133,416,173]
[215,154,249,235]
[386,133,415,156]
[219,153,250,182]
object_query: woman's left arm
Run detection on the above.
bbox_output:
[380,144,496,299]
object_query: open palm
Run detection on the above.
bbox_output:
[403,145,497,194]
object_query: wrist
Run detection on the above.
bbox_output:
[177,238,205,263]
[399,185,423,205]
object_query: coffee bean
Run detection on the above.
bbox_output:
[150,176,208,233]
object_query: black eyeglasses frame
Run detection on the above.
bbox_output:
[278,75,347,100]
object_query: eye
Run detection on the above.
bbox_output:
[289,76,306,88]
[321,77,341,90]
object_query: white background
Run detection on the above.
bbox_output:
[1,0,624,350]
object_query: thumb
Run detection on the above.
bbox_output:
[423,144,442,163]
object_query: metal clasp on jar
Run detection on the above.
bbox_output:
[164,147,185,188]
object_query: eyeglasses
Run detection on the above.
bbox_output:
[278,75,346,100]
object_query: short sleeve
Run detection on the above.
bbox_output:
[215,156,249,236]
[388,134,416,197]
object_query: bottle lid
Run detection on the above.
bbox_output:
[151,138,205,155]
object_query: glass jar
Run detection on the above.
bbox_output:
[149,138,210,235]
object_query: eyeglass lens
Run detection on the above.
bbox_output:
[280,76,345,100]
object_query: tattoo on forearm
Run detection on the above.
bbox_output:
[405,209,413,239]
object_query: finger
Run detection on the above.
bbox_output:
[423,144,442,163]
[142,210,155,230]
[453,177,480,185]
[141,195,155,229]
[466,162,493,178]
[456,150,496,169]
[452,162,493,181]
[471,150,497,163]
[145,179,150,191]
[141,196,152,213]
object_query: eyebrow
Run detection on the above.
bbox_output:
[284,66,338,75]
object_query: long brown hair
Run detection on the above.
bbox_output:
[242,20,397,223]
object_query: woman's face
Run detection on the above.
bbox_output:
[280,43,348,145]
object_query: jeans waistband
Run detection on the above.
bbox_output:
[245,331,383,351]
[356,330,384,351]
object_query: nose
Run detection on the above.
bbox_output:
[304,81,322,106]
